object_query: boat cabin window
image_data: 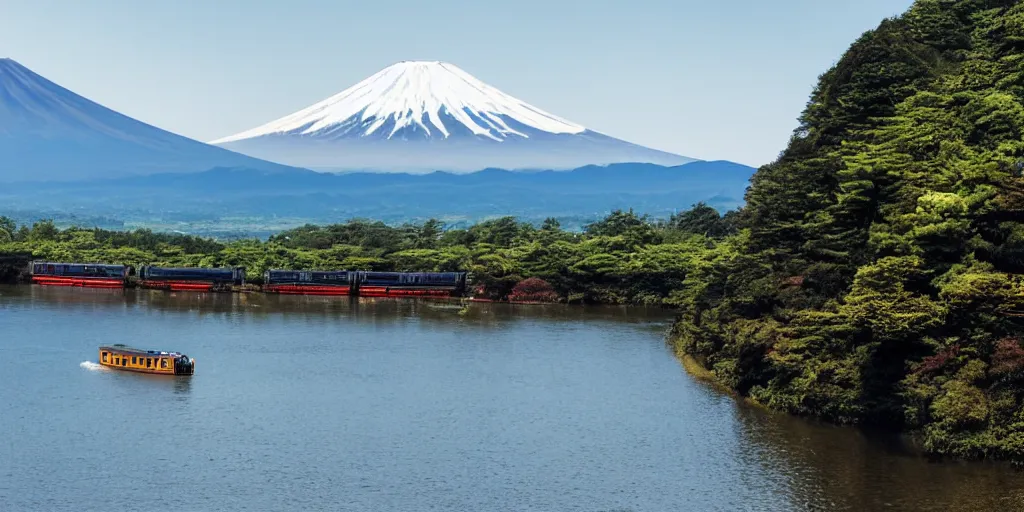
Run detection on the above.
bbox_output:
[101,352,108,363]
[132,356,137,365]
[161,359,168,369]
[121,358,127,367]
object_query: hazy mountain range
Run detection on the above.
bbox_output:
[0,161,755,237]
[0,58,697,181]
[0,57,753,236]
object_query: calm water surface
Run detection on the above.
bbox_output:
[0,285,1021,512]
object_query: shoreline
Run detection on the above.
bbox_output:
[669,336,1024,468]
[1,282,681,310]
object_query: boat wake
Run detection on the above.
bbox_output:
[79,361,107,372]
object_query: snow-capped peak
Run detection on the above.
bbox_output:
[211,60,587,144]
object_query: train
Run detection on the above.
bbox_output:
[27,261,468,298]
[138,265,246,292]
[29,261,129,288]
[354,271,467,298]
[263,270,468,297]
[262,270,353,296]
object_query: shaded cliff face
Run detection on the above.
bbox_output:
[673,0,1024,462]
[0,58,299,182]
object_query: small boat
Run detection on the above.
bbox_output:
[99,344,195,375]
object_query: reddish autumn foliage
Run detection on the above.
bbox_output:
[781,276,805,287]
[915,345,960,375]
[991,338,1024,377]
[508,277,559,303]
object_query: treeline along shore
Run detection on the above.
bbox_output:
[0,205,739,305]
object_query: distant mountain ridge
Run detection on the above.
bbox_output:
[0,58,299,182]
[16,160,751,194]
[212,61,696,173]
[0,160,755,236]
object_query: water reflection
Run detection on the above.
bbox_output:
[723,386,1024,511]
[173,376,192,398]
[96,365,194,399]
[7,284,675,329]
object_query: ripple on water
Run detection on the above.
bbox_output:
[79,361,107,372]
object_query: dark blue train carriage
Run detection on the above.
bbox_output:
[262,270,353,295]
[138,265,245,291]
[29,261,130,288]
[355,271,467,297]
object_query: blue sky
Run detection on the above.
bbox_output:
[2,0,913,168]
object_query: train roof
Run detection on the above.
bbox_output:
[32,261,126,267]
[266,269,351,272]
[265,269,465,274]
[144,265,237,269]
[100,344,186,357]
[142,266,241,273]
[360,270,465,274]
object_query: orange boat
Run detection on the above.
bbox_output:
[99,344,195,376]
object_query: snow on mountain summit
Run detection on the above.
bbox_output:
[213,61,695,173]
[212,61,585,144]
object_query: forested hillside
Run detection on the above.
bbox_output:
[672,0,1024,461]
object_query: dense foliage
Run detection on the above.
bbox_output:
[0,204,738,305]
[672,0,1024,462]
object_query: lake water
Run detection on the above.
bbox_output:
[0,285,1021,512]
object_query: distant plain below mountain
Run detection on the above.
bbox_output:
[0,161,755,238]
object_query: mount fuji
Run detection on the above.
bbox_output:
[211,61,696,173]
[0,58,297,183]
